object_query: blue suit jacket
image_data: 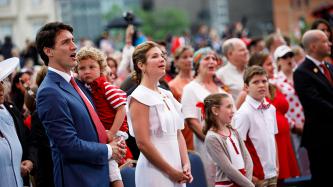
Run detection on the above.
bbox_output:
[37,70,109,187]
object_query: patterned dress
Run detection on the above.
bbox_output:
[274,72,310,176]
[267,89,300,179]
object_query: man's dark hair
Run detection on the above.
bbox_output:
[35,22,73,65]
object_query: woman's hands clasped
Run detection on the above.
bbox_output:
[182,163,193,183]
[167,163,193,184]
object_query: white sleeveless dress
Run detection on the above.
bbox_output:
[127,85,186,187]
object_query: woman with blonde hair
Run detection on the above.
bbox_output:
[128,41,192,186]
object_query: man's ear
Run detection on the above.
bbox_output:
[43,47,53,57]
[244,83,249,92]
[227,50,233,59]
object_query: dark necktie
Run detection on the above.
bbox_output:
[320,64,333,85]
[70,77,108,143]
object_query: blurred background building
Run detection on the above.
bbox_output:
[273,0,332,38]
[0,0,59,48]
[0,0,331,49]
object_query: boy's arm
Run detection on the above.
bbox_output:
[103,83,127,140]
[233,110,250,141]
[108,105,126,139]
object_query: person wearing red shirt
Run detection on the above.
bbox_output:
[76,46,131,187]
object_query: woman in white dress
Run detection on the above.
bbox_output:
[127,41,193,187]
[181,47,229,187]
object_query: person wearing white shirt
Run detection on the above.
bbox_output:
[234,66,278,187]
[216,38,249,101]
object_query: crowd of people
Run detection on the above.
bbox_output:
[0,17,332,187]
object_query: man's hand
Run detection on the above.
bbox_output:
[109,137,126,163]
[20,160,33,176]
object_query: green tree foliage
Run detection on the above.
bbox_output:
[103,4,123,21]
[103,5,190,42]
[134,8,190,40]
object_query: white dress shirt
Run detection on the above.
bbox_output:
[216,62,244,101]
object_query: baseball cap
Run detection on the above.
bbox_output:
[274,45,294,61]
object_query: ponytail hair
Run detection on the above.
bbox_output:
[132,41,160,83]
[202,93,230,135]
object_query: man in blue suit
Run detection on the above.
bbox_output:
[294,30,333,185]
[35,22,125,187]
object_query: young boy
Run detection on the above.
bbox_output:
[234,66,278,187]
[76,46,129,187]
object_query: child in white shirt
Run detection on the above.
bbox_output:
[234,66,279,187]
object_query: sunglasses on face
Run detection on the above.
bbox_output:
[280,53,294,60]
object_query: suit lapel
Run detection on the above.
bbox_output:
[47,71,85,106]
[304,58,333,89]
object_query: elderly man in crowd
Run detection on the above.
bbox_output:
[216,38,249,101]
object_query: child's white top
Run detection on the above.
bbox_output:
[234,95,278,179]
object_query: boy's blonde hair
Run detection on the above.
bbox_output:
[76,47,107,74]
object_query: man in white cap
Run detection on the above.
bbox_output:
[0,57,34,187]
[294,29,333,185]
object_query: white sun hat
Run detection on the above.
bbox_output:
[0,57,19,81]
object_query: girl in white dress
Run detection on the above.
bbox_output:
[127,41,193,187]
